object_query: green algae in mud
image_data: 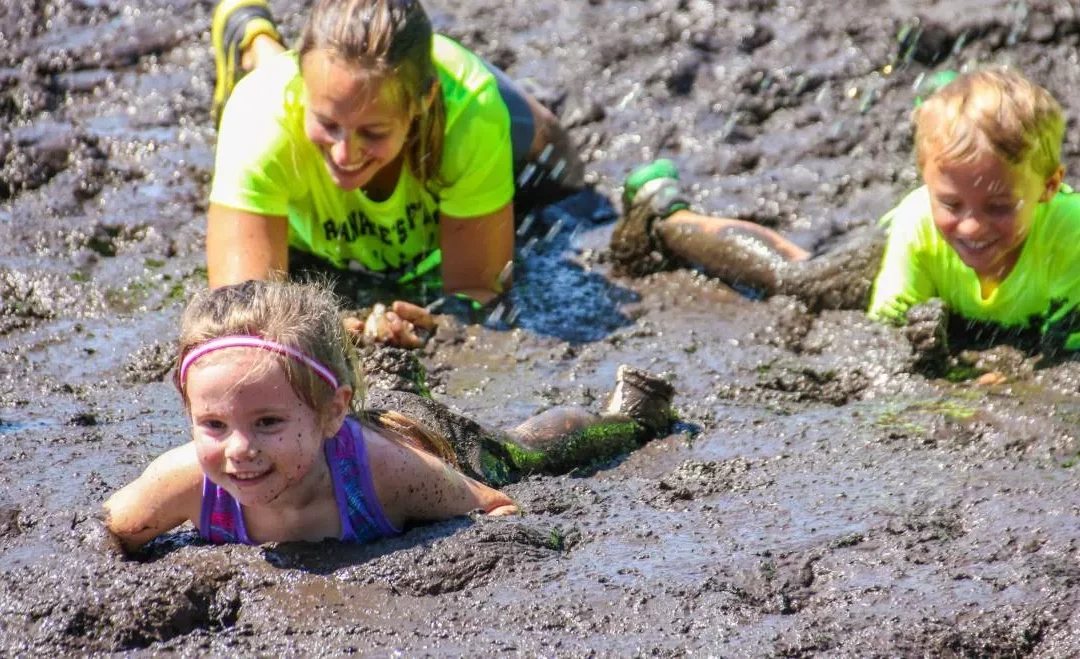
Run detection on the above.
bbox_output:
[104,279,155,313]
[944,363,986,383]
[874,398,980,435]
[483,420,644,485]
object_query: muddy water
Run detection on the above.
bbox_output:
[4,0,1080,654]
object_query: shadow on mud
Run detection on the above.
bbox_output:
[293,189,636,344]
[138,518,474,574]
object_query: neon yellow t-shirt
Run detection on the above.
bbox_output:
[209,35,514,274]
[868,184,1080,349]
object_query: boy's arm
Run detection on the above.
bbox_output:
[103,443,204,552]
[367,431,517,528]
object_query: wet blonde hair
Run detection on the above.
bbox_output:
[175,279,459,466]
[298,0,446,191]
[175,279,362,422]
[914,67,1064,179]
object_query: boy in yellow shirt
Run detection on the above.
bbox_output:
[613,68,1080,352]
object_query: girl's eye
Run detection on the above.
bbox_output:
[937,200,960,212]
[199,419,227,433]
[987,204,1014,216]
[256,416,285,430]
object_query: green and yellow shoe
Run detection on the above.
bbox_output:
[211,0,282,126]
[610,159,690,276]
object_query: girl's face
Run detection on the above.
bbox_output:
[186,349,332,508]
[301,49,415,191]
[924,149,1062,281]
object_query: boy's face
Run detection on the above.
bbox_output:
[924,149,1063,281]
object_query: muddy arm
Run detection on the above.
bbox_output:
[366,428,517,528]
[102,444,204,553]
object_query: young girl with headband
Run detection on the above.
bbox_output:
[104,280,673,550]
[206,0,584,347]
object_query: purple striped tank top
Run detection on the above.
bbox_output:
[199,417,400,544]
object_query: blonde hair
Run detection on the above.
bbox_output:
[914,67,1064,178]
[175,279,458,465]
[298,0,446,192]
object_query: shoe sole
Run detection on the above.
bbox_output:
[211,0,278,125]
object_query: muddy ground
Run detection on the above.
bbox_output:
[3,0,1080,655]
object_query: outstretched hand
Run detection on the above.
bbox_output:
[344,301,436,349]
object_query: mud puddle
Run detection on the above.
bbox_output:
[5,0,1080,655]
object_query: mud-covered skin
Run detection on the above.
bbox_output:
[357,344,431,396]
[780,226,887,311]
[903,298,951,376]
[622,213,887,311]
[7,0,1080,655]
[363,359,673,485]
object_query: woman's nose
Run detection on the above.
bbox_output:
[330,132,362,165]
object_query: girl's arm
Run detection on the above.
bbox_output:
[439,203,514,305]
[103,443,204,552]
[367,429,517,528]
[206,203,289,288]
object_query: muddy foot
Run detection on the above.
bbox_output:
[610,162,689,277]
[603,364,675,435]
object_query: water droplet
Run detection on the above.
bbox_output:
[543,216,567,242]
[520,236,539,257]
[486,303,506,326]
[516,213,536,237]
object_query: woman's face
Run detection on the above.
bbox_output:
[301,49,414,191]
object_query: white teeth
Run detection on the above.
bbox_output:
[333,159,367,173]
[231,470,268,480]
[960,238,993,250]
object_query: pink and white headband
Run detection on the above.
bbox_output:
[179,335,339,390]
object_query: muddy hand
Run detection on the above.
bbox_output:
[354,302,432,349]
[391,300,436,330]
[82,511,128,558]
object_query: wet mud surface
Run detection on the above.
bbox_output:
[5,0,1080,655]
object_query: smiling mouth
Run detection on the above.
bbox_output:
[227,467,273,485]
[325,155,372,177]
[956,237,998,252]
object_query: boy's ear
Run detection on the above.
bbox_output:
[322,385,353,437]
[1041,165,1066,202]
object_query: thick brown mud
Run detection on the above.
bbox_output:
[4,0,1080,655]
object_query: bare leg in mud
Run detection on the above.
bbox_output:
[610,159,884,310]
[655,210,809,295]
[361,349,675,486]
